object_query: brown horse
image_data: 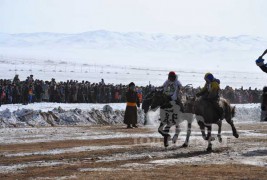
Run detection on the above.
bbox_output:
[184,96,239,151]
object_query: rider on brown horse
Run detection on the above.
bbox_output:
[196,72,224,120]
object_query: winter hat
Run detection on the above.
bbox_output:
[204,73,214,82]
[168,71,176,81]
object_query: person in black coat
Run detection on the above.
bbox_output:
[256,49,267,121]
[261,86,267,121]
[256,49,267,73]
[124,82,140,128]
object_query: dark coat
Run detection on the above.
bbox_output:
[259,65,267,73]
[124,89,140,125]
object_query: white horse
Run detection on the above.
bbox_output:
[150,91,194,147]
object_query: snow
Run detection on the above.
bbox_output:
[3,145,140,157]
[79,168,122,172]
[0,160,68,174]
[0,103,262,129]
[0,30,266,178]
[0,30,266,88]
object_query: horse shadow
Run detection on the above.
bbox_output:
[167,146,230,159]
[242,149,267,157]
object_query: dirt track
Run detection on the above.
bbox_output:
[0,122,266,180]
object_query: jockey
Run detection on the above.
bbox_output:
[163,71,184,112]
[256,49,267,73]
[196,72,224,120]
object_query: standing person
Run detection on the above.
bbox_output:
[256,49,267,73]
[124,82,140,129]
[28,75,34,84]
[0,83,3,106]
[35,81,43,102]
[256,49,267,120]
[13,74,20,85]
[28,84,34,103]
[261,87,267,121]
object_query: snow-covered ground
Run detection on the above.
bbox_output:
[0,103,261,128]
[0,30,266,178]
[0,122,266,179]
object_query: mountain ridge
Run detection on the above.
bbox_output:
[0,30,266,52]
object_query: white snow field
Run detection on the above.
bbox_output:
[0,31,267,179]
[0,30,267,88]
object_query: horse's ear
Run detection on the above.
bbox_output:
[156,87,163,93]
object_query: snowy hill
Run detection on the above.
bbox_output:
[0,30,266,52]
[0,30,266,88]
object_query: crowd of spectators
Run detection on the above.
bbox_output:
[183,85,261,104]
[0,74,262,106]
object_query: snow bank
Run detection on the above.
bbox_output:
[0,103,145,128]
[0,103,261,128]
[234,104,261,122]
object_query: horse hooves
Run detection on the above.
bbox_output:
[164,135,171,147]
[181,143,188,148]
[206,147,212,152]
[205,137,216,141]
[234,133,239,138]
[172,135,178,144]
[218,138,223,143]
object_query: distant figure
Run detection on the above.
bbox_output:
[261,87,267,121]
[100,79,105,85]
[28,75,34,84]
[13,74,20,85]
[124,82,140,128]
[256,49,267,121]
[256,49,267,73]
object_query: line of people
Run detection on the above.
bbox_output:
[0,74,262,107]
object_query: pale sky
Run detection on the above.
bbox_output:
[0,0,266,36]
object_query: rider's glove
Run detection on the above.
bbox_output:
[256,58,265,66]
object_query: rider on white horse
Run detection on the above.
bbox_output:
[163,71,184,112]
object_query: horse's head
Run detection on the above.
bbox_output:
[141,91,156,113]
[150,89,171,110]
[184,96,196,113]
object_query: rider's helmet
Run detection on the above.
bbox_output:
[204,72,214,82]
[168,71,176,82]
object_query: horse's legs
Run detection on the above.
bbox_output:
[182,122,192,147]
[158,122,171,147]
[158,122,166,137]
[163,124,172,147]
[206,125,213,152]
[198,121,206,140]
[144,113,147,125]
[217,120,222,143]
[225,117,239,138]
[196,115,206,140]
[172,124,181,144]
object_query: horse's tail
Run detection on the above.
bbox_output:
[231,106,236,118]
[222,98,235,118]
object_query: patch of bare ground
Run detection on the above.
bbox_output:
[0,123,266,180]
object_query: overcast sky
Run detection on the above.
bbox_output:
[0,0,266,36]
